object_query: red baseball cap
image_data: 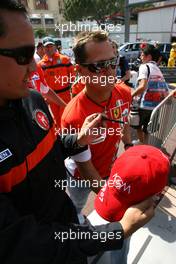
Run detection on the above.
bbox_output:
[94,145,170,222]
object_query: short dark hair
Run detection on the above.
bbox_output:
[0,0,27,37]
[36,42,43,49]
[142,44,161,62]
[73,31,109,64]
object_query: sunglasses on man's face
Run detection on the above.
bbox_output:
[81,57,118,73]
[0,46,35,65]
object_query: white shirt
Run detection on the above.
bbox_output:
[34,52,42,63]
[137,61,169,110]
[137,61,164,82]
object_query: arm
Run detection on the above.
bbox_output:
[0,194,154,262]
[43,87,67,108]
[132,78,148,98]
[76,159,102,194]
[0,194,124,262]
[61,113,103,158]
[120,198,155,238]
[67,60,76,86]
[132,64,149,98]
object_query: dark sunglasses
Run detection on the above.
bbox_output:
[81,57,118,73]
[0,45,35,65]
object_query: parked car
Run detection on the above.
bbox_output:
[119,42,171,66]
[157,43,171,66]
[119,42,142,62]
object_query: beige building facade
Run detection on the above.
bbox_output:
[18,0,66,36]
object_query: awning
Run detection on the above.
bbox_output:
[30,14,41,19]
[44,14,54,19]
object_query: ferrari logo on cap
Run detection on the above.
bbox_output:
[33,109,50,131]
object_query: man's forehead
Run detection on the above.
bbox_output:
[85,39,114,61]
[0,11,34,47]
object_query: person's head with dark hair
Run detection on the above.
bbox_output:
[141,44,161,63]
[36,41,44,59]
[73,30,109,64]
[0,0,35,106]
[73,30,117,93]
[0,0,27,37]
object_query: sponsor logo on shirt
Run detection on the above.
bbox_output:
[33,109,50,131]
[31,73,40,81]
[110,102,129,121]
[0,149,12,163]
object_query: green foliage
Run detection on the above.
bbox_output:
[34,28,47,38]
[63,0,123,23]
[63,0,154,24]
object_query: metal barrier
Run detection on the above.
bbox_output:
[147,91,176,155]
[159,67,176,84]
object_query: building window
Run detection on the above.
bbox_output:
[34,0,48,10]
[30,18,42,25]
[45,19,54,25]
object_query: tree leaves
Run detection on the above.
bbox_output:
[63,0,123,23]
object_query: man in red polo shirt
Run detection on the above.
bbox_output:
[61,31,133,212]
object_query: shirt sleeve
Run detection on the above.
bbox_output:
[0,194,124,263]
[60,134,88,158]
[137,64,149,81]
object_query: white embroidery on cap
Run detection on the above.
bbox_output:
[112,173,131,194]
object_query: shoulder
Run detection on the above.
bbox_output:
[61,92,85,124]
[114,82,132,102]
[26,89,43,102]
[114,82,131,95]
[138,63,149,80]
[72,81,85,94]
[23,90,52,122]
[58,53,71,64]
[139,63,148,72]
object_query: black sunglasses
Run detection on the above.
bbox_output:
[0,45,35,65]
[81,57,118,73]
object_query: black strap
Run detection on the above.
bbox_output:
[54,86,71,93]
[146,64,150,79]
[42,63,72,70]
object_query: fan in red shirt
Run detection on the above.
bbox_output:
[62,82,131,178]
[61,31,132,213]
